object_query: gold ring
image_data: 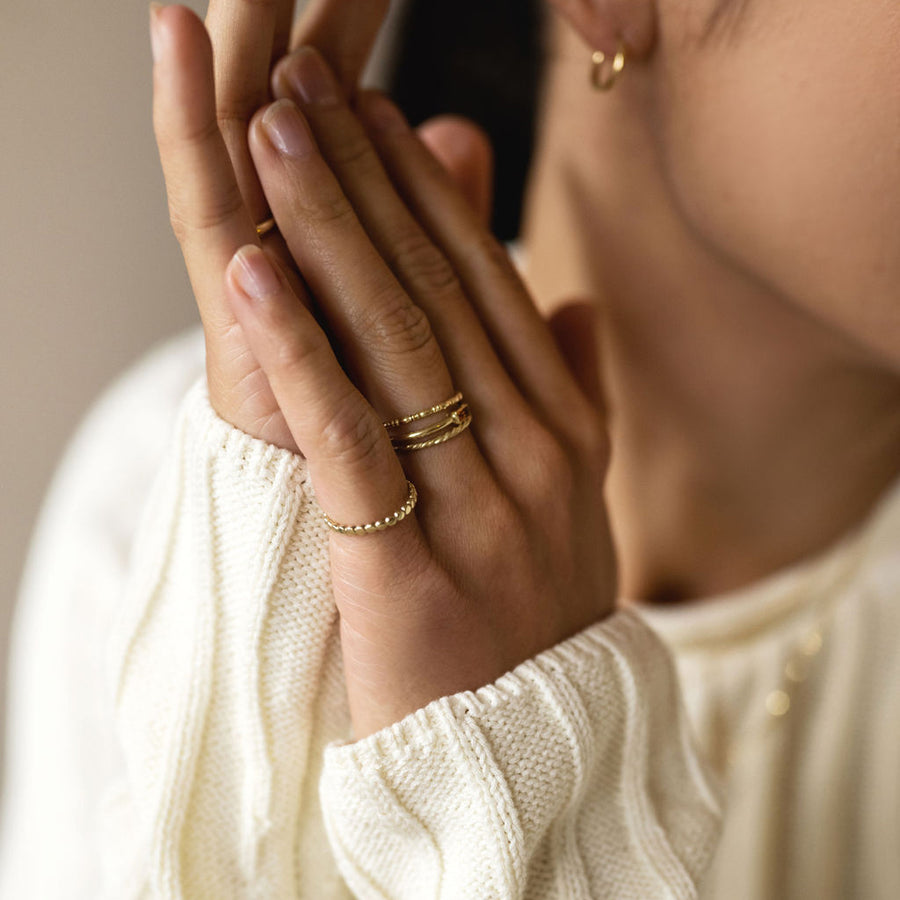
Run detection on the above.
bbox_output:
[383,392,472,453]
[391,403,470,443]
[392,407,472,452]
[256,217,277,238]
[382,392,464,430]
[322,480,418,535]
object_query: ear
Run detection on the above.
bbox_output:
[415,116,495,228]
[546,0,657,58]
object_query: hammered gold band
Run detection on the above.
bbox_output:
[322,480,418,535]
[256,217,277,238]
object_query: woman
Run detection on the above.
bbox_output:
[1,0,898,896]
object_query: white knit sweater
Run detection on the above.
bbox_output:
[1,328,898,899]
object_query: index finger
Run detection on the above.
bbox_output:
[205,0,296,221]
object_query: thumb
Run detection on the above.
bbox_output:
[416,116,494,227]
[546,300,606,413]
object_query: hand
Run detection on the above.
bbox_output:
[149,0,390,452]
[222,48,618,738]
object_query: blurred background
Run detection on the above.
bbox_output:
[0,0,541,783]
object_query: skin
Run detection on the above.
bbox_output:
[150,1,615,740]
[527,0,900,602]
[149,0,900,737]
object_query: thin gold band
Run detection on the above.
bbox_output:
[256,217,277,238]
[391,407,472,453]
[391,403,470,443]
[382,392,464,430]
[322,480,418,535]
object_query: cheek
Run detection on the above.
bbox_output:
[657,0,900,367]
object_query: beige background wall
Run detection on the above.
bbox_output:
[0,1,403,783]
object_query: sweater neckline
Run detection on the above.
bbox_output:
[628,472,900,652]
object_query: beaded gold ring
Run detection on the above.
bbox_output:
[322,480,418,536]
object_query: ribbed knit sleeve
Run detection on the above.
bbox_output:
[2,346,722,899]
[104,377,353,899]
[97,375,724,898]
[320,609,724,899]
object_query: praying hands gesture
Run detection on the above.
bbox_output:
[149,0,617,739]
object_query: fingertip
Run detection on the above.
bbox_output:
[228,244,283,302]
[271,60,292,102]
[149,4,165,62]
[151,3,203,38]
[416,116,495,225]
[154,4,212,64]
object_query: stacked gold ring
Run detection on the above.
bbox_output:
[320,396,469,535]
[383,391,472,453]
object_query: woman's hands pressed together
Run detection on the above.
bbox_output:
[150,1,618,739]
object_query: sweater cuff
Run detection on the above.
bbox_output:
[320,608,723,899]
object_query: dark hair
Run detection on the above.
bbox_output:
[386,0,545,242]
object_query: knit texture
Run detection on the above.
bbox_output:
[320,610,722,898]
[103,369,720,898]
[4,329,898,898]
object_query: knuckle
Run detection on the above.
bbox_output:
[388,233,461,297]
[531,425,569,474]
[173,114,223,152]
[329,131,379,173]
[270,324,324,377]
[304,191,355,228]
[360,289,437,358]
[168,181,245,241]
[471,230,518,281]
[523,425,574,501]
[573,412,611,468]
[216,109,259,133]
[319,393,383,467]
[477,493,528,561]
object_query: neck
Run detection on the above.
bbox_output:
[520,18,900,604]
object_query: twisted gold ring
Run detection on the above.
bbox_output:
[383,391,472,453]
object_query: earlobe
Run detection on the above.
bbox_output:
[547,0,657,60]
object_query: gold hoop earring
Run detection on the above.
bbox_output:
[591,40,627,91]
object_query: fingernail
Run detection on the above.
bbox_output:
[360,93,408,135]
[149,3,164,63]
[262,100,316,158]
[285,47,341,107]
[231,245,281,299]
